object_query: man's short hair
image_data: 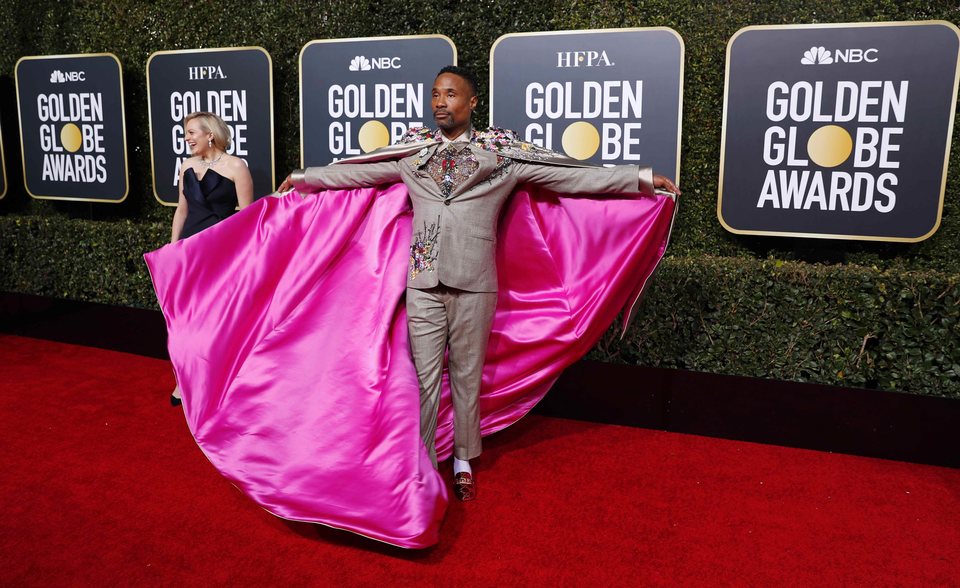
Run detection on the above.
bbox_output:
[437,65,479,97]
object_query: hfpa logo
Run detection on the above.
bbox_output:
[188,65,227,80]
[801,46,878,65]
[556,50,614,68]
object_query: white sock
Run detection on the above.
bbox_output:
[453,457,472,475]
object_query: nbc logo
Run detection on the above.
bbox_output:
[348,55,402,71]
[801,46,833,65]
[349,56,372,71]
[49,69,86,83]
[801,46,878,65]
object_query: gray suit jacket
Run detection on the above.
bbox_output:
[294,142,652,293]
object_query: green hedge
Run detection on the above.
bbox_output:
[2,215,958,398]
[2,1,960,397]
[590,256,960,398]
[0,216,165,307]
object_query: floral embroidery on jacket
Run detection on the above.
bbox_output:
[471,128,555,162]
[471,127,520,153]
[482,155,513,184]
[409,217,441,280]
[399,127,442,144]
[398,126,570,185]
[399,126,558,162]
[425,144,479,198]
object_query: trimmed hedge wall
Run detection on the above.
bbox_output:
[1,217,165,306]
[3,216,959,398]
[591,256,960,398]
[1,1,960,397]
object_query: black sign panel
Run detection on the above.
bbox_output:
[300,35,456,166]
[719,21,960,242]
[16,53,128,202]
[0,118,6,200]
[491,28,682,177]
[147,47,274,205]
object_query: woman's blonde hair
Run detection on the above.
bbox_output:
[184,111,232,151]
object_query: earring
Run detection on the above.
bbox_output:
[208,139,213,148]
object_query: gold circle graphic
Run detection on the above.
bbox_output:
[561,121,600,161]
[358,120,390,153]
[807,125,852,168]
[60,123,82,153]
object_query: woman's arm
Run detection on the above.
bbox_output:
[170,165,189,243]
[226,156,255,208]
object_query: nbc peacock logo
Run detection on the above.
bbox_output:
[348,56,372,72]
[801,46,833,65]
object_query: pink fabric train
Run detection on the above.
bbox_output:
[144,182,675,548]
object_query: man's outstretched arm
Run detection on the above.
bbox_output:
[512,162,680,196]
[276,162,403,193]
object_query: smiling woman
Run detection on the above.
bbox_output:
[170,111,254,242]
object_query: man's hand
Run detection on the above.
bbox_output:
[276,174,295,193]
[654,174,680,196]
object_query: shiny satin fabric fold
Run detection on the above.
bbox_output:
[144,182,675,548]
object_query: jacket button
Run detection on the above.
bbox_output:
[443,199,451,206]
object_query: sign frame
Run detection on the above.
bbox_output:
[489,26,684,182]
[15,52,129,203]
[146,45,276,207]
[717,20,960,243]
[298,34,457,168]
[0,117,7,200]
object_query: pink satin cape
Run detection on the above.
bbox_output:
[144,183,675,548]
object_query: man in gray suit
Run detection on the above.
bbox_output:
[278,65,679,501]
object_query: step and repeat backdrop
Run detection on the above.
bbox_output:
[146,47,275,206]
[491,28,682,178]
[4,21,959,242]
[0,118,6,200]
[718,21,960,242]
[299,35,457,166]
[15,53,128,202]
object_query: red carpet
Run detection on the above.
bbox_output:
[1,334,957,585]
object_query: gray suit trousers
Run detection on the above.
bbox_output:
[406,285,498,466]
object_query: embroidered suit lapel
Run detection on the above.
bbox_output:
[405,144,444,199]
[449,146,497,199]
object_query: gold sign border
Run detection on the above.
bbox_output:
[0,118,7,200]
[489,27,685,183]
[146,46,276,208]
[14,52,129,204]
[297,34,458,169]
[144,45,277,207]
[717,20,960,243]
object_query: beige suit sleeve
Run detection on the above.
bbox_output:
[512,162,655,197]
[292,161,403,191]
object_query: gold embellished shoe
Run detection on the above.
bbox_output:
[453,472,476,501]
